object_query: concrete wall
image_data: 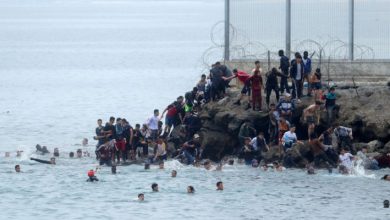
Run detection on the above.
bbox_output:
[226,60,390,86]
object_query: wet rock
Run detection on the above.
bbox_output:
[367,140,384,153]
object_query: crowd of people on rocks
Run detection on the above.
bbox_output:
[6,49,390,198]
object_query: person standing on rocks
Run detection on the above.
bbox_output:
[290,53,304,101]
[324,87,337,125]
[302,51,312,96]
[265,68,284,107]
[231,69,252,110]
[247,69,264,111]
[303,100,322,138]
[146,109,161,141]
[268,103,279,145]
[278,50,290,94]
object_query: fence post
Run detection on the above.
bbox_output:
[286,0,291,58]
[224,0,230,61]
[349,0,354,60]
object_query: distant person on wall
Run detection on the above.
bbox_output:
[290,53,304,101]
[302,51,312,96]
[278,50,290,94]
[247,69,264,111]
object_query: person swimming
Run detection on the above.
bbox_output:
[86,170,99,182]
[15,165,21,173]
[111,165,117,174]
[138,193,144,201]
[187,186,195,193]
[30,157,56,165]
[53,148,59,157]
[69,152,74,158]
[159,161,164,169]
[381,175,390,181]
[171,170,177,177]
[151,183,159,192]
[216,181,224,191]
[144,163,150,170]
[36,145,50,155]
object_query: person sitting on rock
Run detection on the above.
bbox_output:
[308,133,336,168]
[282,125,303,151]
[238,120,257,152]
[356,146,379,170]
[303,100,322,138]
[277,93,295,122]
[333,123,355,154]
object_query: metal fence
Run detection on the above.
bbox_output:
[222,0,390,61]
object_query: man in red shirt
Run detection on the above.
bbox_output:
[228,69,251,109]
[247,70,263,111]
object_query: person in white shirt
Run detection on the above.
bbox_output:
[146,109,161,141]
[282,125,303,151]
[339,148,355,174]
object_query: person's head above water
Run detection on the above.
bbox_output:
[171,170,177,178]
[382,175,390,181]
[82,138,88,146]
[144,163,150,170]
[69,152,74,158]
[15,165,21,173]
[384,200,389,208]
[159,161,164,169]
[53,148,59,157]
[138,193,144,201]
[204,160,212,170]
[187,186,195,194]
[111,165,117,174]
[152,183,159,192]
[76,149,82,158]
[50,157,56,165]
[216,181,224,191]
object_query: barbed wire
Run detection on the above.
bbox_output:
[201,21,376,73]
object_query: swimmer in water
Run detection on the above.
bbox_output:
[76,149,82,158]
[228,159,234,166]
[273,161,285,171]
[87,170,99,182]
[5,152,10,157]
[15,165,21,173]
[152,183,159,192]
[144,163,150,170]
[69,152,74,158]
[171,170,177,178]
[381,175,390,181]
[30,157,56,165]
[82,138,88,146]
[159,161,164,169]
[16,151,23,157]
[138,193,144,201]
[187,186,195,193]
[53,148,59,157]
[111,165,117,174]
[204,160,212,170]
[216,181,224,191]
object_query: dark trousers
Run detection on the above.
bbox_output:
[292,79,303,99]
[266,86,280,105]
[280,74,289,93]
[314,152,336,168]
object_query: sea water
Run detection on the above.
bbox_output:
[0,0,389,219]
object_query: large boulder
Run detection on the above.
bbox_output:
[366,140,384,153]
[380,141,390,154]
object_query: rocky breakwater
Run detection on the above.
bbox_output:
[197,86,390,167]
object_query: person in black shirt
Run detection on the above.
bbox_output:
[122,119,134,161]
[94,119,105,148]
[265,68,285,107]
[103,116,116,141]
[182,134,201,165]
[278,50,290,93]
[183,112,201,141]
